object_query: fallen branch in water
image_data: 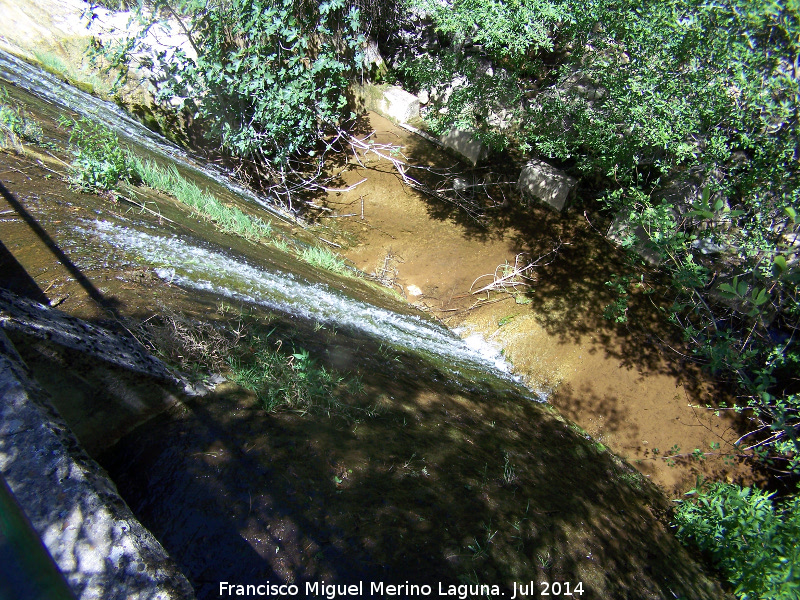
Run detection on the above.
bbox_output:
[343,130,513,226]
[470,242,563,297]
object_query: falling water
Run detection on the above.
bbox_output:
[81,219,542,397]
[1,46,544,399]
[0,48,289,222]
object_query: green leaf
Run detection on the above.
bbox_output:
[737,278,749,297]
[690,209,715,220]
[751,288,769,306]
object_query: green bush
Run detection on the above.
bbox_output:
[95,0,363,169]
[300,245,349,274]
[61,116,134,192]
[673,482,800,600]
[403,0,800,474]
[404,0,800,187]
[61,118,273,241]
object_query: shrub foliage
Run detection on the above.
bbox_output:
[673,482,800,599]
[95,0,363,192]
[401,0,800,476]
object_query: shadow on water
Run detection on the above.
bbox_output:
[396,124,719,390]
[94,308,725,599]
[0,238,49,304]
[0,64,728,598]
[0,180,120,316]
[331,116,757,496]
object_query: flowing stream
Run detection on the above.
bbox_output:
[82,219,529,385]
[0,43,729,600]
[0,48,290,222]
[0,47,537,395]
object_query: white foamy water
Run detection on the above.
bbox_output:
[87,220,544,399]
[454,328,514,374]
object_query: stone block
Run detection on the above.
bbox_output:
[0,328,193,600]
[606,212,664,266]
[350,84,420,124]
[517,159,577,211]
[439,128,488,166]
[379,86,420,123]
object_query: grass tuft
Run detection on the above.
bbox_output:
[0,90,45,149]
[129,155,273,241]
[300,245,349,274]
[137,309,363,416]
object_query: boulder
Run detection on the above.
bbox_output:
[362,37,388,80]
[560,69,606,102]
[606,169,706,265]
[517,159,578,211]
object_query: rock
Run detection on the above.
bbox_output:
[0,0,88,55]
[362,37,387,80]
[206,373,227,386]
[435,75,468,105]
[606,211,665,266]
[487,107,515,130]
[517,159,578,211]
[0,329,194,600]
[417,89,429,105]
[651,169,704,206]
[475,57,494,78]
[691,237,728,255]
[452,177,469,192]
[380,86,420,123]
[351,84,420,124]
[605,169,733,266]
[382,9,440,69]
[439,128,488,166]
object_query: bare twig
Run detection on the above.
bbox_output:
[470,243,562,296]
[319,178,367,193]
[318,237,341,248]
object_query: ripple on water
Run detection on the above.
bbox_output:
[84,219,546,400]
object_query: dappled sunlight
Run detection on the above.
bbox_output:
[101,340,724,598]
[320,113,755,494]
[0,53,731,600]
